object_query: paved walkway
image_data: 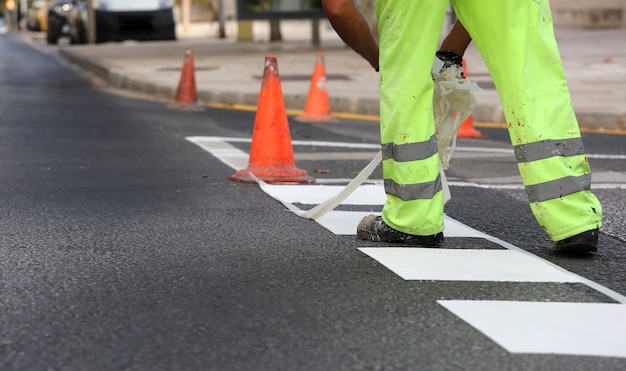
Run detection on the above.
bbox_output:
[54,20,626,130]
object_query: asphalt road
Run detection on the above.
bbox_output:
[1,33,626,370]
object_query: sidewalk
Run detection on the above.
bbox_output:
[56,20,626,130]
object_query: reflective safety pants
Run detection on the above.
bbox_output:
[376,0,602,241]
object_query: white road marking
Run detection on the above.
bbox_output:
[187,136,249,170]
[449,180,626,190]
[259,184,387,205]
[455,146,626,160]
[187,135,626,357]
[360,248,584,282]
[438,301,626,358]
[187,136,626,190]
[260,183,488,237]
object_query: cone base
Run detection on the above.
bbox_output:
[294,114,339,124]
[166,102,205,112]
[228,168,315,184]
[457,128,487,139]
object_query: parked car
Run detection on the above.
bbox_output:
[46,0,72,44]
[68,0,176,44]
[26,0,49,32]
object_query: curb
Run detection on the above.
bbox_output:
[59,48,625,130]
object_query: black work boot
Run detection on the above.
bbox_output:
[357,215,444,247]
[554,229,599,254]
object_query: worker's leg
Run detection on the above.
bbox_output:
[451,0,602,241]
[374,0,449,236]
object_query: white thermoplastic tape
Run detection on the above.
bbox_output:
[438,300,626,358]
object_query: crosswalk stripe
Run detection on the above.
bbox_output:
[260,183,487,237]
[187,135,626,358]
[359,248,583,282]
[438,301,626,358]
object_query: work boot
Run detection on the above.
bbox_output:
[554,229,599,254]
[357,215,444,247]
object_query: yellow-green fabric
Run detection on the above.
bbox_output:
[376,0,602,240]
[376,0,449,236]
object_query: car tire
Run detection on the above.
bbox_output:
[29,21,41,32]
[69,25,79,44]
[47,31,59,44]
[70,24,86,44]
[79,28,87,44]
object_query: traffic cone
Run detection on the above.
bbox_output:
[456,59,486,138]
[295,52,338,124]
[228,56,315,184]
[167,49,204,111]
[457,114,487,138]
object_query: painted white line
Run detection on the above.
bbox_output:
[480,234,626,305]
[302,151,383,220]
[588,183,626,190]
[295,152,379,161]
[444,216,492,238]
[261,182,488,237]
[448,181,525,190]
[186,136,382,149]
[310,210,486,237]
[187,138,626,160]
[454,146,626,160]
[187,137,626,190]
[315,178,384,185]
[438,301,626,358]
[315,211,376,235]
[454,146,515,155]
[449,181,626,190]
[186,136,626,305]
[187,136,249,170]
[261,184,386,205]
[360,248,584,282]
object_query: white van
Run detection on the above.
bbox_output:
[68,0,176,44]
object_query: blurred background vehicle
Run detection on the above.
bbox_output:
[46,0,72,44]
[68,0,176,44]
[26,0,49,32]
[0,18,8,34]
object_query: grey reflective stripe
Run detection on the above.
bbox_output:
[382,134,438,162]
[514,137,585,163]
[526,174,591,203]
[384,175,442,201]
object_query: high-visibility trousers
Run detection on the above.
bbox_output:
[376,0,602,241]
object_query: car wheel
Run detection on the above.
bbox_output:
[47,31,59,44]
[79,28,87,44]
[69,25,79,44]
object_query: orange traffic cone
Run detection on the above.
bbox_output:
[456,59,486,138]
[228,56,315,184]
[295,52,338,124]
[457,114,487,138]
[167,49,204,111]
